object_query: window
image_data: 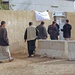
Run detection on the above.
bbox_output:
[1,0,9,10]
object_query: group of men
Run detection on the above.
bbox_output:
[0,19,72,61]
[24,19,72,57]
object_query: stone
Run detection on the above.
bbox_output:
[37,40,66,59]
[36,40,75,60]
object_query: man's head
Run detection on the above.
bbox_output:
[54,20,57,24]
[54,20,56,22]
[52,21,56,26]
[1,21,6,27]
[41,21,44,25]
[29,22,33,26]
[66,19,69,24]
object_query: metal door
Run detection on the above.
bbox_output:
[56,17,66,40]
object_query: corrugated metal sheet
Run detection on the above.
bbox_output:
[9,0,74,12]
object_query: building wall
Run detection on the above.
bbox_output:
[0,10,53,53]
[67,12,75,40]
[0,10,75,53]
[9,0,74,12]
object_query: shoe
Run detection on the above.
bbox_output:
[31,54,35,57]
[28,55,31,57]
[0,61,3,63]
[9,58,14,62]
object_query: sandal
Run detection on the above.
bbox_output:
[9,58,14,62]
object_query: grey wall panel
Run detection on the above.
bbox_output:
[9,0,74,12]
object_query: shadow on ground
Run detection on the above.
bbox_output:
[12,52,75,65]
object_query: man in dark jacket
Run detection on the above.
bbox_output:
[61,19,72,40]
[54,20,60,40]
[36,21,47,39]
[48,21,59,40]
[54,20,60,31]
[0,21,14,62]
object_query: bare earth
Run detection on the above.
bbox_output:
[0,52,75,75]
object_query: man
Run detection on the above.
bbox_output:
[55,21,59,31]
[61,19,72,40]
[48,21,59,40]
[24,22,38,57]
[0,21,14,62]
[54,20,60,40]
[36,21,47,39]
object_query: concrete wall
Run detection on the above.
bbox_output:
[37,40,75,60]
[37,40,66,58]
[67,12,75,40]
[68,41,75,60]
[0,10,53,53]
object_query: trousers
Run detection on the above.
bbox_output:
[27,39,36,56]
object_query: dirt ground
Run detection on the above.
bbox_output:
[0,52,75,75]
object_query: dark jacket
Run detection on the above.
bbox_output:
[48,25,59,40]
[56,23,59,35]
[36,25,47,39]
[0,27,9,46]
[56,23,59,30]
[61,24,72,38]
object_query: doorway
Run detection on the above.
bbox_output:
[54,16,66,40]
